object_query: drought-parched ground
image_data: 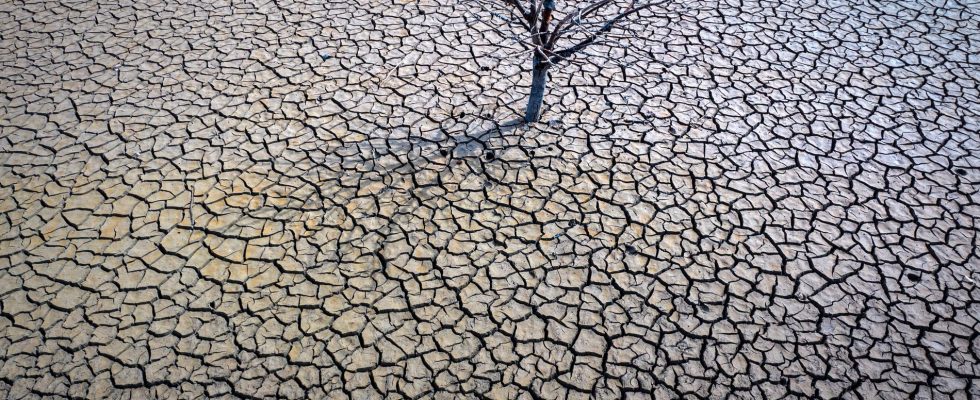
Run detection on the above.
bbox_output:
[1,0,979,398]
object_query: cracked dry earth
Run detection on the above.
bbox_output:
[1,0,980,398]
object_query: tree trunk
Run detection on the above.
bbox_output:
[525,55,549,123]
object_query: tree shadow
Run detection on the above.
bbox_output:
[449,117,526,159]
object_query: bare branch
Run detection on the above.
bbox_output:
[550,0,668,63]
[534,0,555,55]
[546,0,615,49]
[501,0,533,27]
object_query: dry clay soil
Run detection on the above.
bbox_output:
[1,0,979,399]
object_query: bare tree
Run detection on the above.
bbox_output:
[463,0,667,122]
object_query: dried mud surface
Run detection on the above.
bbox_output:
[1,0,979,398]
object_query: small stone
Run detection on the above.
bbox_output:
[955,168,966,176]
[908,273,921,282]
[484,151,495,161]
[320,52,331,61]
